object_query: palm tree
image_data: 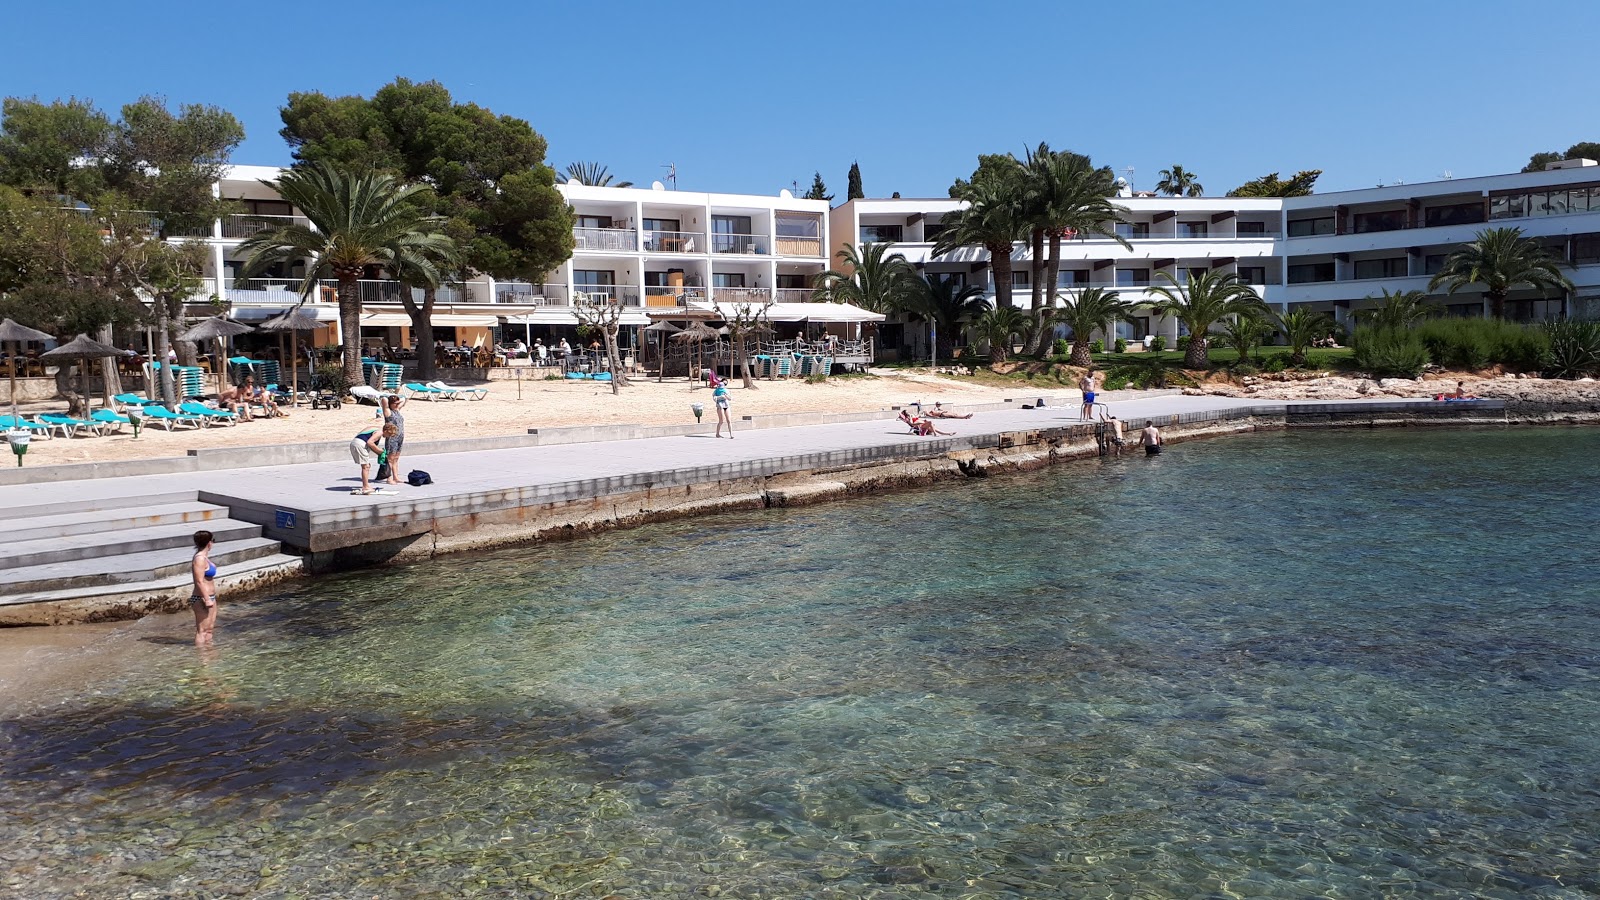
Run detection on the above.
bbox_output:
[811,242,919,314]
[970,305,1029,365]
[556,162,632,188]
[1147,270,1268,369]
[1276,307,1333,367]
[1219,313,1270,365]
[1357,288,1437,329]
[238,162,452,386]
[1156,165,1204,197]
[935,177,1029,309]
[1427,226,1573,319]
[904,277,990,360]
[1022,144,1131,352]
[1054,287,1134,367]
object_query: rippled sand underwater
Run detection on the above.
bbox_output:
[3,429,1598,898]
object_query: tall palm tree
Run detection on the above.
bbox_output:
[1156,165,1204,197]
[1147,270,1268,368]
[811,241,919,314]
[1428,226,1573,319]
[904,276,991,360]
[1276,307,1333,367]
[969,305,1029,365]
[1357,288,1438,329]
[556,162,633,188]
[238,162,452,386]
[1220,313,1270,365]
[1054,287,1134,367]
[934,179,1028,309]
[1022,145,1131,351]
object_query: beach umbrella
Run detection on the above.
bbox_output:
[256,307,321,404]
[0,318,53,422]
[672,321,719,384]
[643,320,681,383]
[40,333,125,412]
[180,316,255,396]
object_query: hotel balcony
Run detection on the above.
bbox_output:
[573,226,637,252]
[570,285,643,306]
[773,287,814,303]
[774,236,823,257]
[645,285,709,308]
[642,230,701,253]
[221,213,310,240]
[224,278,479,306]
[495,282,570,305]
[711,233,767,255]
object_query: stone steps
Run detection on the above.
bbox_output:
[0,519,262,571]
[0,537,285,595]
[1,501,231,543]
[0,552,304,610]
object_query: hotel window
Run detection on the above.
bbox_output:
[859,224,903,243]
[1423,203,1486,228]
[1115,268,1150,287]
[931,272,967,289]
[1182,267,1211,282]
[1237,266,1267,284]
[1353,258,1408,279]
[1287,217,1335,237]
[576,215,613,229]
[712,215,754,253]
[922,222,948,242]
[1424,254,1449,275]
[1352,210,1406,233]
[1236,221,1268,236]
[1177,221,1208,238]
[1287,262,1335,284]
[243,199,293,216]
[1011,271,1031,287]
[1115,222,1150,239]
[711,273,746,288]
[1573,234,1600,264]
[573,270,615,297]
[776,273,810,289]
[643,217,680,233]
[1056,269,1090,287]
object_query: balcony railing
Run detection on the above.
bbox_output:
[222,214,308,239]
[223,278,476,306]
[774,236,823,257]
[573,227,636,251]
[712,233,767,255]
[572,285,642,306]
[643,230,700,253]
[495,283,569,305]
[645,285,708,307]
[774,287,814,303]
[713,287,771,303]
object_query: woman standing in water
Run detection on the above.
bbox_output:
[190,530,218,645]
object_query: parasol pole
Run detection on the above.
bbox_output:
[291,330,299,405]
[8,341,16,423]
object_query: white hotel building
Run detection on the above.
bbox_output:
[176,161,1600,354]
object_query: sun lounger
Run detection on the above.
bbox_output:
[90,409,132,433]
[430,380,487,399]
[139,406,204,430]
[38,413,103,438]
[179,402,239,426]
[113,393,153,411]
[403,382,454,400]
[0,416,52,438]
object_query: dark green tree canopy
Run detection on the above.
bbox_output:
[279,78,571,281]
[0,97,111,198]
[1227,170,1322,197]
[1522,142,1600,173]
[847,161,863,200]
[804,172,832,202]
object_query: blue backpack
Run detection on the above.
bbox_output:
[406,469,433,486]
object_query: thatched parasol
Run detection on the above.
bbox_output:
[180,316,255,396]
[672,321,719,385]
[41,333,126,413]
[0,318,53,422]
[642,320,681,383]
[255,307,321,404]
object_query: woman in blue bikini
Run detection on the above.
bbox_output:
[191,530,218,645]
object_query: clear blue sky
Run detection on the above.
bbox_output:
[4,1,1595,198]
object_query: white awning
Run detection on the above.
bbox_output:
[359,313,411,327]
[502,311,650,326]
[690,301,886,323]
[359,313,499,328]
[232,305,339,323]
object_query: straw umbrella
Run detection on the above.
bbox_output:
[40,333,126,415]
[642,320,680,383]
[0,318,53,422]
[180,316,255,397]
[255,307,321,405]
[672,321,719,386]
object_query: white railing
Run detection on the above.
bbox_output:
[573,227,636,251]
[712,233,767,255]
[572,286,642,306]
[644,285,708,307]
[643,230,701,253]
[222,214,308,239]
[495,283,569,305]
[774,287,814,303]
[224,278,310,304]
[713,286,771,303]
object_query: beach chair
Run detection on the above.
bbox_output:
[403,382,452,400]
[140,406,204,430]
[113,393,152,411]
[0,416,52,439]
[179,402,239,427]
[448,384,488,400]
[90,409,132,433]
[423,381,463,400]
[38,413,102,438]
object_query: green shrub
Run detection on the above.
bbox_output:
[1147,335,1166,352]
[1352,325,1430,378]
[1411,318,1549,372]
[314,362,352,397]
[1302,351,1337,370]
[1051,337,1070,356]
[1090,339,1104,353]
[1231,363,1259,376]
[1543,319,1600,378]
[1114,338,1128,353]
[1262,355,1287,373]
[1102,373,1130,391]
[1176,335,1191,351]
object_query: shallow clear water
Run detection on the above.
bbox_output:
[4,429,1600,898]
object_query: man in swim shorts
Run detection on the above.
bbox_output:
[1140,420,1163,456]
[1079,370,1098,420]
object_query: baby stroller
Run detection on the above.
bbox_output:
[308,370,343,409]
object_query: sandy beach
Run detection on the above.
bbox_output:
[13,370,1045,466]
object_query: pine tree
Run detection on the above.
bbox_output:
[847,161,863,200]
[804,171,833,202]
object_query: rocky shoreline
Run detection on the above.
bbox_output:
[1183,372,1600,420]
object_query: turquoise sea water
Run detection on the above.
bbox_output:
[3,429,1599,898]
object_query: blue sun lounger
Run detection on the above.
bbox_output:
[404,382,455,400]
[0,416,52,438]
[37,413,103,438]
[139,406,204,430]
[179,402,239,426]
[90,409,132,433]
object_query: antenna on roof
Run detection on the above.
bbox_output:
[1441,170,1453,180]
[1122,166,1135,191]
[661,162,677,190]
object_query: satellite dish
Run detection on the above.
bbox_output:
[651,180,665,191]
[779,188,793,199]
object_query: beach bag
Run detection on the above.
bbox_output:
[407,469,433,486]
[375,461,391,481]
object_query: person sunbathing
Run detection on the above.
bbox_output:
[899,409,951,436]
[924,402,972,419]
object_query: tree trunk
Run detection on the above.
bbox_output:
[154,293,176,408]
[1042,230,1065,356]
[736,333,757,389]
[58,366,88,418]
[96,323,121,410]
[337,272,363,389]
[1069,339,1093,368]
[989,242,1015,309]
[1184,337,1208,369]
[1029,227,1045,312]
[1488,290,1507,320]
[404,285,438,381]
[602,324,627,395]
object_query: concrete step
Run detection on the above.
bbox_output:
[0,537,283,595]
[0,501,230,544]
[1,490,200,522]
[0,552,304,610]
[0,519,262,571]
